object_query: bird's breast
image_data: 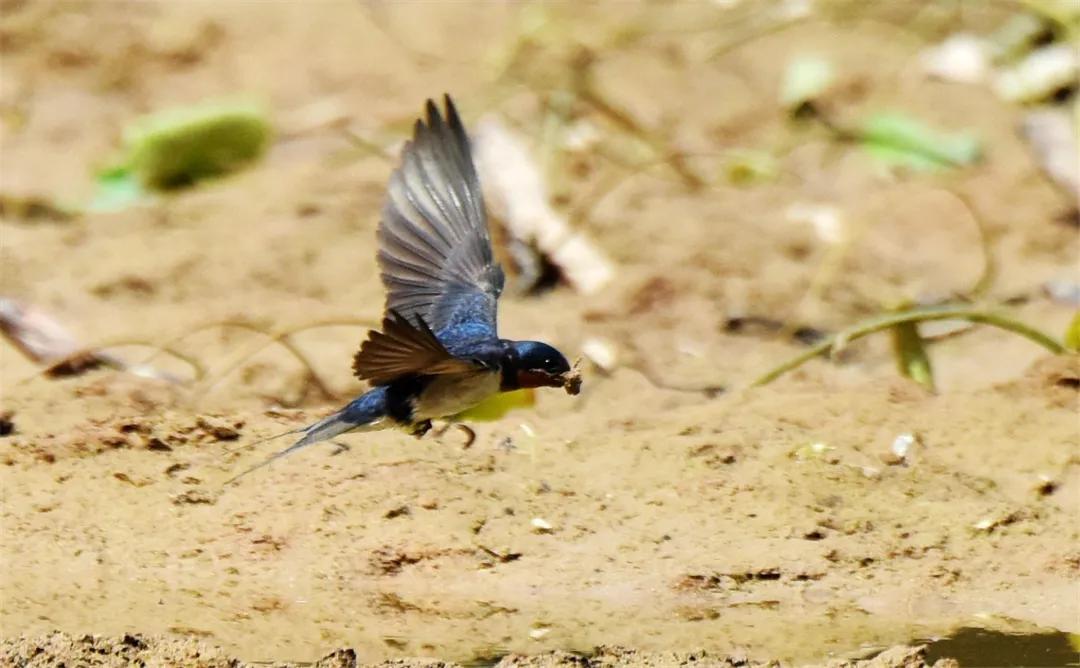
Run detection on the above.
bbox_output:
[410,370,502,421]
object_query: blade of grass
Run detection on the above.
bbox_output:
[190,318,380,401]
[752,305,1065,387]
[1064,310,1080,352]
[891,320,935,391]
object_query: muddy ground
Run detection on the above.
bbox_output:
[1,2,1077,667]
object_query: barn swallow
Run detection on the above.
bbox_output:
[229,96,579,482]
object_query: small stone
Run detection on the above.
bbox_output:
[1034,475,1058,496]
[0,411,14,436]
[528,626,550,640]
[881,433,918,466]
[196,416,241,441]
[531,517,554,534]
[892,433,915,459]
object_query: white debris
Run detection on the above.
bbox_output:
[781,55,834,110]
[786,202,845,244]
[995,44,1079,103]
[891,433,916,461]
[0,297,82,361]
[1043,279,1080,307]
[972,511,1020,533]
[531,517,554,533]
[581,337,618,373]
[920,34,989,84]
[676,338,705,358]
[881,433,918,467]
[528,626,551,640]
[473,117,615,295]
[793,441,836,463]
[0,297,180,382]
[560,120,601,152]
[1020,109,1079,199]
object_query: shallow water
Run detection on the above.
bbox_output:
[923,628,1079,668]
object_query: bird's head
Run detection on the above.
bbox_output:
[501,340,573,392]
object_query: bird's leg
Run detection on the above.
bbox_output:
[409,420,433,439]
[329,440,351,456]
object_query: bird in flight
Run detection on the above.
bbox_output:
[228,96,580,482]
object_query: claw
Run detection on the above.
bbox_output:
[433,422,476,449]
[455,424,476,449]
[410,420,433,438]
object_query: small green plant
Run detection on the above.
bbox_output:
[89,101,271,211]
[125,101,271,189]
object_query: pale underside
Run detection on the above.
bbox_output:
[409,369,501,421]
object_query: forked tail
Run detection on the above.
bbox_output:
[224,387,389,485]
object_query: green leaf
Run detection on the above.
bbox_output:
[781,56,834,112]
[1064,310,1080,352]
[455,389,536,422]
[860,113,981,172]
[125,101,271,190]
[890,320,935,391]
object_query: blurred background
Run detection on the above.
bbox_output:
[1,2,1078,667]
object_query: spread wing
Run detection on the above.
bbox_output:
[352,310,481,386]
[352,96,504,385]
[376,95,503,337]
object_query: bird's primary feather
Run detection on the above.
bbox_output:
[373,96,504,339]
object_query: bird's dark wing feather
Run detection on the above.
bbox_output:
[376,95,503,338]
[352,310,480,386]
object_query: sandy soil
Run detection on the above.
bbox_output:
[1,2,1077,667]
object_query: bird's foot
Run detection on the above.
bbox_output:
[454,424,476,449]
[433,422,476,449]
[329,441,351,456]
[409,420,433,439]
